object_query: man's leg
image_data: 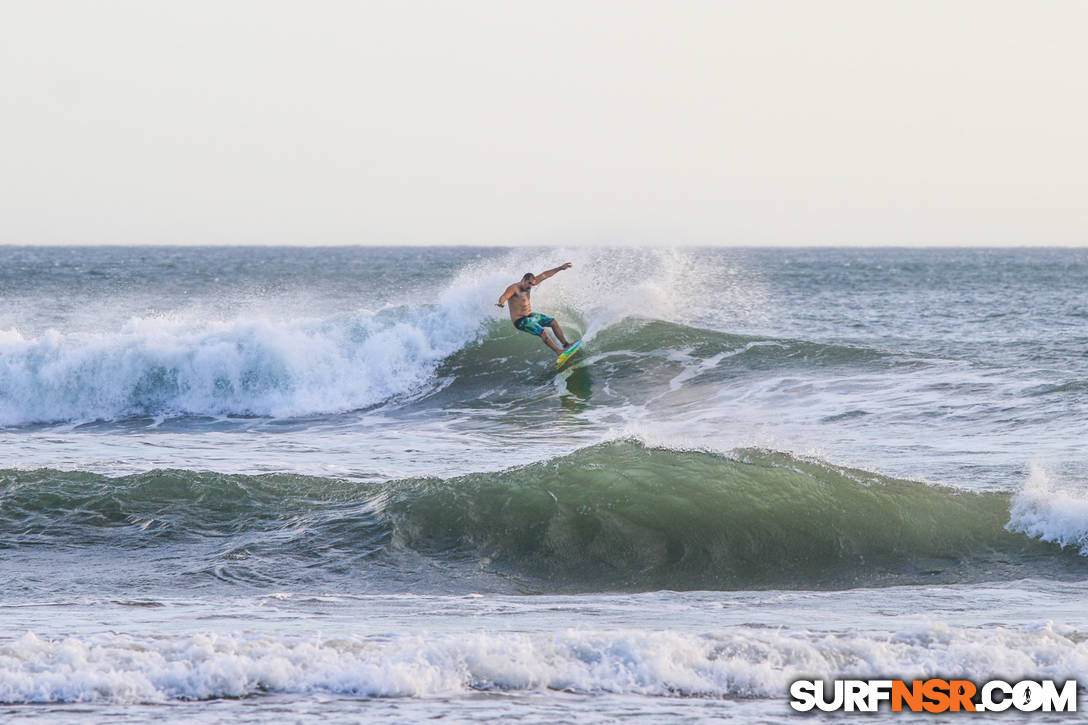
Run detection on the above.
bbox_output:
[539,332,562,354]
[548,319,570,347]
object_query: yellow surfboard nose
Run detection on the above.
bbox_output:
[555,339,583,370]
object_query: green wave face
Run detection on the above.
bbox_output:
[2,443,1082,593]
[443,317,909,378]
[389,442,1077,591]
[426,317,922,425]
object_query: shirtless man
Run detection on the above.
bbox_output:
[496,263,573,355]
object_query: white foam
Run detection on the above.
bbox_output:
[1007,464,1088,554]
[2,624,1085,703]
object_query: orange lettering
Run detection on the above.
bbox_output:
[892,680,924,712]
[922,679,951,713]
[948,680,976,711]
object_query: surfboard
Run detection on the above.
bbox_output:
[555,339,583,370]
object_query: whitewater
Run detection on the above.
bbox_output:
[3,245,1088,723]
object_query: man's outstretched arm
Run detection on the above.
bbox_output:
[496,284,517,307]
[532,262,572,284]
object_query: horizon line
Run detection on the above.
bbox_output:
[2,242,1086,249]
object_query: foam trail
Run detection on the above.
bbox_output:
[3,624,1084,703]
[1007,465,1088,554]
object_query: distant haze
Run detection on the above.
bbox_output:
[1,0,1085,246]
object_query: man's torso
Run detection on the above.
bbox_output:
[508,286,532,321]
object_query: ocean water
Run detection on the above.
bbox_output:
[2,245,1087,723]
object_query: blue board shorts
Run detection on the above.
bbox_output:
[513,312,554,336]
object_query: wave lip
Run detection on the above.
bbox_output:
[3,624,1084,703]
[1007,465,1088,555]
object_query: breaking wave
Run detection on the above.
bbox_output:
[0,307,912,429]
[0,246,809,426]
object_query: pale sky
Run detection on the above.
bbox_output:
[1,0,1085,246]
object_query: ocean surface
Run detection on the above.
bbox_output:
[2,245,1087,723]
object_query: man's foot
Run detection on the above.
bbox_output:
[562,341,571,349]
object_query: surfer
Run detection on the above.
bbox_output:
[496,263,573,356]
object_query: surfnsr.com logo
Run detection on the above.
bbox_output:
[789,679,1078,713]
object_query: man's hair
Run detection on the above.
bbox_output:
[522,272,535,282]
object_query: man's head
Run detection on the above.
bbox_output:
[519,272,535,289]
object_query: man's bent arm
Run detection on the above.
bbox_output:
[533,262,573,284]
[496,285,516,307]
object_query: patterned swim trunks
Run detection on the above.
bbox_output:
[513,312,554,336]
